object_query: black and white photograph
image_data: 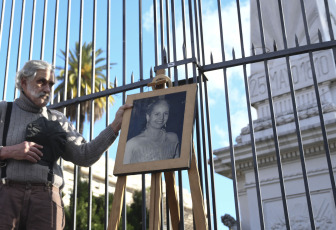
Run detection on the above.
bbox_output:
[123,92,185,164]
[113,84,197,175]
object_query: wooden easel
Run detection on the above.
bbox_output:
[108,70,207,230]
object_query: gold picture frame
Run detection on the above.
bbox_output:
[113,83,197,175]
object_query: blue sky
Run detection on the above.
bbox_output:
[0,0,253,229]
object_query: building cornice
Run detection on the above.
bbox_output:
[214,113,336,178]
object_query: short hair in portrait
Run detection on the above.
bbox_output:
[113,84,197,176]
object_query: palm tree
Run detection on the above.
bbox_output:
[54,42,114,134]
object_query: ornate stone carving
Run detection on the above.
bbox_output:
[221,214,237,230]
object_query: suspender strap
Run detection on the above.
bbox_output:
[46,109,54,183]
[1,102,13,181]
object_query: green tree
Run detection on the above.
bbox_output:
[54,42,114,134]
[64,180,149,230]
[126,190,149,230]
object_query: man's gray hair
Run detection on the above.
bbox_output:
[15,60,55,91]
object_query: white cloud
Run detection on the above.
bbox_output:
[208,96,217,106]
[214,125,229,147]
[143,5,154,32]
[202,1,250,93]
[230,109,249,138]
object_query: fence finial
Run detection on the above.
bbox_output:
[295,35,299,47]
[273,40,277,52]
[114,76,118,87]
[150,67,153,79]
[318,29,322,43]
[251,43,256,56]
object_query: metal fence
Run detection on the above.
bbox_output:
[0,0,335,229]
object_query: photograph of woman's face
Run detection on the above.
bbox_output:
[146,101,169,129]
[113,83,197,175]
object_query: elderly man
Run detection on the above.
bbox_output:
[0,60,132,229]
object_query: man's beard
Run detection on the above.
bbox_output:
[27,84,50,103]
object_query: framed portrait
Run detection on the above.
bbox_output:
[113,83,197,175]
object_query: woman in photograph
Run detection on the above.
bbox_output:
[123,99,180,164]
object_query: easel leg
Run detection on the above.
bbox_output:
[108,176,127,230]
[164,171,180,230]
[188,146,207,230]
[149,172,162,230]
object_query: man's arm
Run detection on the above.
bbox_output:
[61,104,133,167]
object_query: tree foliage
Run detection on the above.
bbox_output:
[54,42,115,134]
[64,180,149,230]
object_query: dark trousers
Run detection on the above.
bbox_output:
[0,181,65,230]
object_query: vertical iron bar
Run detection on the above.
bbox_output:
[63,0,71,115]
[2,0,15,100]
[203,76,218,229]
[159,0,164,61]
[160,178,163,230]
[166,184,170,230]
[170,0,178,84]
[321,0,336,208]
[164,0,172,225]
[187,1,202,229]
[242,64,263,228]
[40,0,48,60]
[165,0,171,78]
[275,0,305,228]
[196,0,204,64]
[139,0,143,83]
[122,1,127,229]
[255,0,283,228]
[104,0,111,229]
[50,0,59,105]
[88,1,98,229]
[300,0,331,228]
[28,0,36,60]
[261,61,283,225]
[255,0,291,229]
[195,0,218,228]
[138,1,147,230]
[216,1,241,229]
[197,76,213,229]
[0,0,7,53]
[181,0,188,82]
[73,1,83,230]
[323,0,334,40]
[153,0,158,66]
[222,67,242,230]
[189,3,204,202]
[192,0,200,65]
[14,0,26,99]
[193,0,213,228]
[0,0,4,101]
[178,171,184,229]
[141,173,146,230]
[72,166,79,230]
[61,0,73,228]
[323,0,336,67]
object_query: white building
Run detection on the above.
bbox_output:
[214,0,336,229]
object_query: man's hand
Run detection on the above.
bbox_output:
[110,104,133,134]
[0,141,43,163]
